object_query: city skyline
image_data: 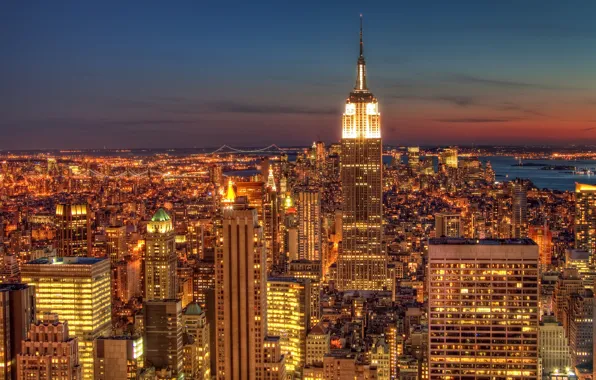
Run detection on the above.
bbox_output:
[2,1,596,149]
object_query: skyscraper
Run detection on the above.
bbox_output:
[266,277,311,378]
[439,147,458,169]
[529,224,552,268]
[428,238,540,379]
[539,315,571,375]
[337,16,386,291]
[182,303,211,379]
[21,257,112,380]
[434,213,463,238]
[105,225,127,264]
[144,299,184,378]
[575,183,596,260]
[0,283,35,380]
[297,190,322,262]
[17,315,81,380]
[511,180,528,238]
[94,336,143,380]
[55,203,91,257]
[145,208,177,301]
[407,146,420,168]
[215,197,267,379]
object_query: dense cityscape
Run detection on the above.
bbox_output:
[2,7,596,380]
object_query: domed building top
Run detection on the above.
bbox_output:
[151,208,171,222]
[147,208,173,234]
[184,302,203,316]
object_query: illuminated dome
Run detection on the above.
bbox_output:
[151,208,171,222]
[147,208,173,234]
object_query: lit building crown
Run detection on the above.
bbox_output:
[223,179,236,203]
[342,14,380,139]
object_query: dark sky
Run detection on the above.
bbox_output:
[1,1,595,149]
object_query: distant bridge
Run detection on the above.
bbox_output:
[209,144,286,155]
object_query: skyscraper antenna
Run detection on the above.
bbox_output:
[359,14,364,57]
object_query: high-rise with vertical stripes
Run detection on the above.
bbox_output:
[337,15,386,291]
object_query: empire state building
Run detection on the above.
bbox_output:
[337,16,387,291]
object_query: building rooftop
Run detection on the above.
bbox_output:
[184,302,203,316]
[151,208,171,222]
[27,256,105,265]
[429,237,537,246]
[0,283,30,292]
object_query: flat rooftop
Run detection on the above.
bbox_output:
[0,283,30,292]
[429,238,537,246]
[27,256,105,265]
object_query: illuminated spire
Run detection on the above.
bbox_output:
[267,167,277,192]
[355,14,367,91]
[224,179,236,203]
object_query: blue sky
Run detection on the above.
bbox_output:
[1,1,595,149]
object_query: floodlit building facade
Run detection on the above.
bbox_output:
[17,315,81,380]
[337,16,386,291]
[267,277,311,377]
[575,183,596,260]
[55,203,91,257]
[145,208,177,301]
[21,257,112,380]
[428,238,540,379]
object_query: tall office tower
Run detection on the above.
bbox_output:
[337,16,386,291]
[267,278,311,377]
[575,183,596,260]
[305,323,330,367]
[385,323,401,380]
[182,303,211,379]
[0,284,35,380]
[0,255,20,283]
[568,289,594,367]
[370,338,391,380]
[264,171,280,272]
[434,213,463,238]
[192,259,215,308]
[208,165,223,187]
[529,224,553,268]
[105,226,127,264]
[552,269,583,329]
[215,197,267,379]
[113,257,141,302]
[145,208,177,301]
[143,300,184,378]
[94,336,143,380]
[428,238,540,379]
[281,197,299,264]
[314,141,326,167]
[439,147,458,169]
[55,203,91,257]
[17,315,81,380]
[407,146,420,168]
[235,181,265,220]
[288,260,321,325]
[262,337,287,380]
[539,315,571,375]
[512,180,528,238]
[21,257,111,380]
[494,194,512,238]
[297,190,322,262]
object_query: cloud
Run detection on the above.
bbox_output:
[390,94,476,107]
[209,102,336,115]
[108,119,200,126]
[436,118,519,123]
[583,127,596,131]
[448,74,579,91]
[497,102,546,117]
